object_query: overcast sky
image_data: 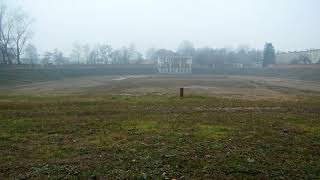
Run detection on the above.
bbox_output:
[10,0,320,54]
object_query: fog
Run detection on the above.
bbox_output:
[11,0,320,53]
[2,2,320,178]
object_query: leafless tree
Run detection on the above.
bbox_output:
[87,44,112,64]
[11,9,33,64]
[177,40,196,57]
[145,48,157,60]
[99,44,112,64]
[24,44,38,64]
[82,44,91,64]
[70,43,82,64]
[0,1,13,64]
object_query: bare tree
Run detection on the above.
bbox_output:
[70,43,82,64]
[41,51,52,65]
[99,44,112,64]
[82,44,91,64]
[0,1,13,64]
[145,48,157,60]
[52,49,66,65]
[87,44,113,64]
[88,48,99,64]
[11,9,33,64]
[126,44,144,64]
[24,43,38,64]
[177,40,196,57]
[110,49,122,64]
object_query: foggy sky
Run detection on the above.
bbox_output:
[11,0,320,54]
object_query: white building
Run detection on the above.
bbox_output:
[277,49,320,64]
[231,63,244,68]
[153,49,192,74]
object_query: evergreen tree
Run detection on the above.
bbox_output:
[263,43,276,67]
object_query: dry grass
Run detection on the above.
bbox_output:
[0,95,320,179]
[1,74,320,178]
[2,75,320,101]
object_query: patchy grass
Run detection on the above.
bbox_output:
[0,95,320,179]
[196,125,234,139]
[123,120,164,133]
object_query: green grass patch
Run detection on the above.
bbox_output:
[122,120,168,133]
[196,124,234,139]
[0,95,320,179]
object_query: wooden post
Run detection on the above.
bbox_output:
[180,88,184,97]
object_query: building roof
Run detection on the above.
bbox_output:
[279,49,320,54]
[152,49,178,58]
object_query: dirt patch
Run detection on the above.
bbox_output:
[2,75,320,99]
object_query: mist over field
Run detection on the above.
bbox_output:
[10,0,320,53]
[1,0,320,179]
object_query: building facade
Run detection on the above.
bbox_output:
[153,49,192,74]
[277,49,320,64]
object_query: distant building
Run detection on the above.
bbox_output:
[231,63,244,68]
[153,49,192,74]
[277,49,320,64]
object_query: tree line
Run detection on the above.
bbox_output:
[33,43,144,65]
[0,1,277,67]
[12,41,277,68]
[176,41,276,67]
[36,41,275,67]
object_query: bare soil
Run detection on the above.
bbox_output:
[2,75,319,100]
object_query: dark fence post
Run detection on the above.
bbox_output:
[180,88,184,97]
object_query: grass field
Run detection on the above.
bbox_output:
[0,72,320,179]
